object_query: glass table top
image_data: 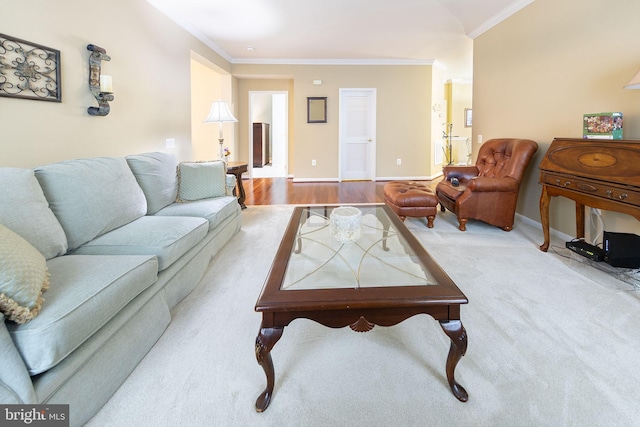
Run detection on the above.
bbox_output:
[280,205,437,291]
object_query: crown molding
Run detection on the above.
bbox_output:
[231,58,437,66]
[467,0,535,39]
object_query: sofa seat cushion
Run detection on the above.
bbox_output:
[71,216,208,271]
[0,168,68,259]
[154,196,240,231]
[7,254,158,375]
[35,157,148,251]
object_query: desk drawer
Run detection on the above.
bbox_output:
[540,172,640,208]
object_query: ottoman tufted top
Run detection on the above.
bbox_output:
[383,181,437,207]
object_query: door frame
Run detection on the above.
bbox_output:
[338,88,377,181]
[248,90,289,178]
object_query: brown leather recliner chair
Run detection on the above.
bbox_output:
[435,138,538,231]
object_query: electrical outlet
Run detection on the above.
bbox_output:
[311,159,316,166]
[396,158,402,165]
[165,138,175,148]
[477,135,483,144]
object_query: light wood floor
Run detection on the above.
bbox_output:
[242,178,437,206]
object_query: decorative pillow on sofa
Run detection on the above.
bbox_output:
[0,224,50,324]
[176,161,227,202]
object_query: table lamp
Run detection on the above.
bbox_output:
[204,100,238,160]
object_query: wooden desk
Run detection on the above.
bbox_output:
[226,161,248,209]
[538,138,640,251]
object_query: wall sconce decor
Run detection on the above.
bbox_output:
[0,33,61,102]
[87,44,113,116]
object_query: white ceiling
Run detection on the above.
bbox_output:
[146,0,534,81]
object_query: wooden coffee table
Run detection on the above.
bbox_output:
[254,204,469,412]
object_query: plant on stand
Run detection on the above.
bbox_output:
[442,123,455,167]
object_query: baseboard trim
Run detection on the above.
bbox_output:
[292,177,340,183]
[515,213,573,243]
[376,174,443,181]
[292,174,443,183]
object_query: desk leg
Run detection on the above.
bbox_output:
[539,185,551,252]
[575,202,585,239]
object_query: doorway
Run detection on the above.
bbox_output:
[339,88,377,181]
[249,91,288,178]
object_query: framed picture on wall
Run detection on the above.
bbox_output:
[0,33,61,102]
[464,108,472,127]
[307,97,327,123]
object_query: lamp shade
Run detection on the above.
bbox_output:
[204,100,238,123]
[624,68,640,90]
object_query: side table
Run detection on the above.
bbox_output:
[226,161,248,209]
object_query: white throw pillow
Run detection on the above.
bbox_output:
[0,224,50,324]
[176,161,227,202]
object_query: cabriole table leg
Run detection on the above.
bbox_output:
[255,327,283,412]
[439,320,468,402]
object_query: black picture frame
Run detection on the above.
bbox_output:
[307,97,327,123]
[0,33,62,102]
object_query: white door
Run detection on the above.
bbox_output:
[339,89,376,181]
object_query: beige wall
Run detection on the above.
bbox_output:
[232,64,438,180]
[1,0,230,168]
[473,0,640,237]
[190,54,235,161]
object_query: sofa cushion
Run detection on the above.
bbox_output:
[155,197,240,231]
[71,216,208,271]
[126,152,179,215]
[7,254,158,375]
[0,168,68,259]
[176,161,227,202]
[0,225,50,324]
[35,157,147,251]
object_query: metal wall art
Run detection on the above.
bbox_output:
[0,33,61,102]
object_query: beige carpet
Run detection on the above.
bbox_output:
[87,205,640,427]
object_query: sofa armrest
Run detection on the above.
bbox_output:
[0,315,37,404]
[225,174,237,196]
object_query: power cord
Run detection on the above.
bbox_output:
[550,243,640,292]
[590,208,605,246]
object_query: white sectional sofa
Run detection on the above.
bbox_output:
[0,152,241,426]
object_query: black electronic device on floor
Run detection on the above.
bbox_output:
[603,231,640,268]
[565,239,606,262]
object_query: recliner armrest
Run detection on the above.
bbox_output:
[467,176,519,192]
[443,165,479,181]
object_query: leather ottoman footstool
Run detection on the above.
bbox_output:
[383,181,438,228]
